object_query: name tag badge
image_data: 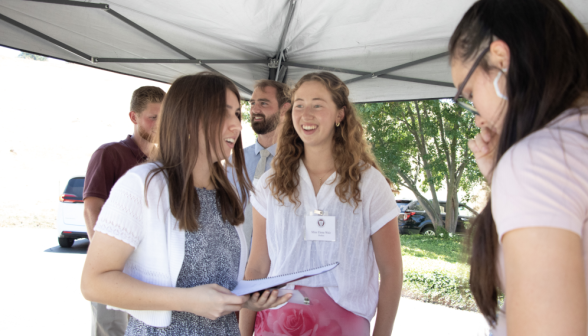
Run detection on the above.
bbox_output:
[305,215,336,241]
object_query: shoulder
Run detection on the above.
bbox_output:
[90,141,119,158]
[494,118,588,183]
[258,168,276,189]
[360,165,389,186]
[91,139,134,162]
[96,139,128,153]
[243,144,256,155]
[491,118,588,237]
[124,161,157,175]
[118,162,163,188]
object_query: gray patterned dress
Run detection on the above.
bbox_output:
[125,188,241,336]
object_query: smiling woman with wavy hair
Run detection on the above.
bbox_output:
[269,72,380,208]
[240,72,403,336]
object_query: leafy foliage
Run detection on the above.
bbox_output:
[357,100,483,232]
[241,100,251,124]
[401,235,474,310]
[18,52,47,61]
[400,235,503,311]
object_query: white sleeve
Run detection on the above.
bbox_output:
[249,170,273,219]
[94,172,145,248]
[364,169,401,235]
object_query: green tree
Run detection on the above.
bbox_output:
[18,52,47,61]
[241,100,251,124]
[358,100,482,233]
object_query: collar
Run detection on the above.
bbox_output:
[254,138,277,157]
[123,135,148,160]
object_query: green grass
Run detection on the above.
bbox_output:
[401,234,467,264]
[400,234,478,311]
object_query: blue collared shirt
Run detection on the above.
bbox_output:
[227,139,277,200]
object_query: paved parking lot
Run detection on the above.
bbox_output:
[0,227,489,336]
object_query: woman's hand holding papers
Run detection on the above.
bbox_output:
[242,289,292,312]
[181,284,249,320]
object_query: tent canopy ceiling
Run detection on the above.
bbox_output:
[1,0,587,102]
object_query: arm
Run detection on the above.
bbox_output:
[81,231,248,320]
[372,217,403,336]
[83,197,105,241]
[239,207,291,336]
[503,227,586,336]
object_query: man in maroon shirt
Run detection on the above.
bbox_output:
[83,86,164,336]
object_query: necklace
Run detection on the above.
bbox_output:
[310,169,335,186]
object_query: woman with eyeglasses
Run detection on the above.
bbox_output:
[449,0,588,335]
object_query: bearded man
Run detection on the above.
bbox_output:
[83,85,164,336]
[227,80,291,251]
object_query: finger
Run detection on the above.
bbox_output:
[221,293,249,305]
[262,290,281,306]
[468,139,479,155]
[258,290,271,305]
[222,304,244,313]
[474,134,489,155]
[211,284,233,295]
[239,295,250,304]
[250,292,261,302]
[480,127,494,142]
[271,294,292,307]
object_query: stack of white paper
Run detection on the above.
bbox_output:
[231,262,339,296]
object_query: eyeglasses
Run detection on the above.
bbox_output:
[452,45,491,116]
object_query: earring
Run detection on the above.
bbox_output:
[336,122,340,127]
[188,134,191,140]
[493,68,508,101]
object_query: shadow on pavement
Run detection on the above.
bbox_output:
[45,239,89,254]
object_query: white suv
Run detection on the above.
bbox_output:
[56,177,87,247]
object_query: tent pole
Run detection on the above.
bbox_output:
[9,1,254,95]
[285,61,454,88]
[103,7,254,94]
[24,0,108,9]
[105,9,196,61]
[0,13,92,62]
[93,58,267,64]
[344,52,449,85]
[273,0,297,82]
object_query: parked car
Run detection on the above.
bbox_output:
[398,200,478,235]
[56,177,87,247]
[396,199,413,213]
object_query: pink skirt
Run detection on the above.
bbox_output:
[254,286,370,336]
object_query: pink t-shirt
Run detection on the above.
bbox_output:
[491,107,588,335]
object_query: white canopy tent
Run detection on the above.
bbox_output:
[1,0,587,102]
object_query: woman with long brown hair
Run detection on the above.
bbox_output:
[240,72,403,336]
[450,0,588,335]
[80,72,288,335]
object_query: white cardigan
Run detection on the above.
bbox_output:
[94,162,248,327]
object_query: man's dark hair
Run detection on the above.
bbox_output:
[254,80,291,107]
[130,86,165,113]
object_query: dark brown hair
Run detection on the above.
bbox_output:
[130,86,165,113]
[254,80,291,107]
[449,0,588,325]
[146,72,252,231]
[268,72,386,208]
